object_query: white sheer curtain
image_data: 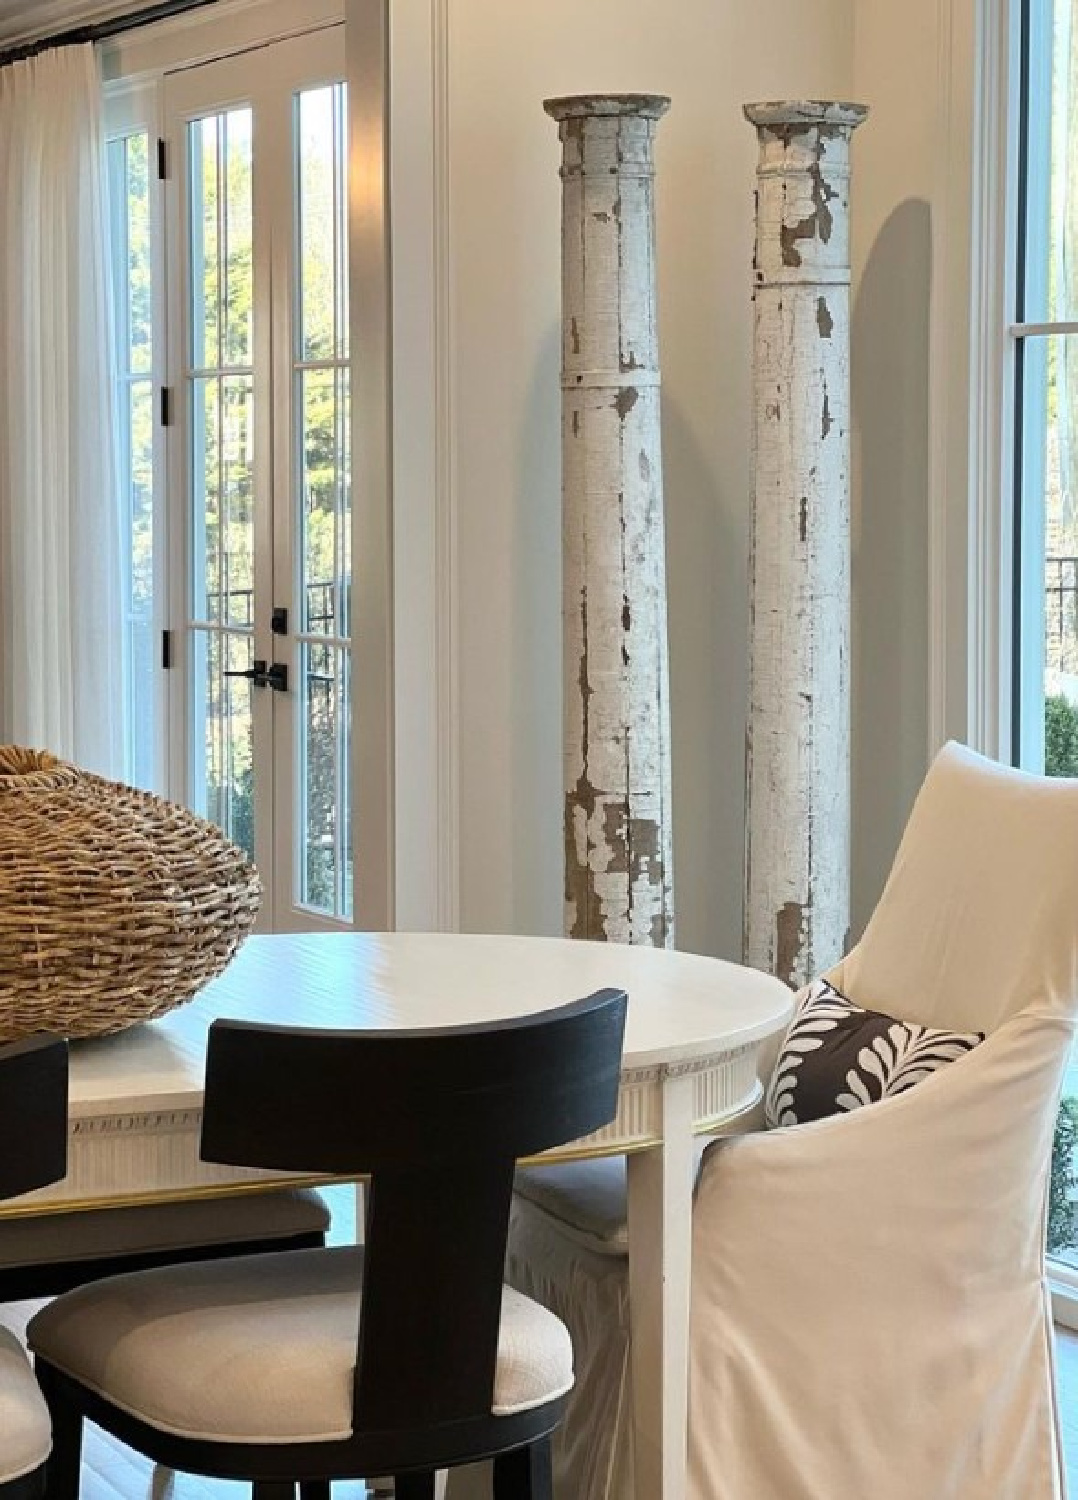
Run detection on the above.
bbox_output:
[0,44,123,777]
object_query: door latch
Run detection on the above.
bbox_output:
[221,660,288,692]
[223,659,268,685]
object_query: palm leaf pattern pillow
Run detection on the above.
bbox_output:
[764,978,984,1129]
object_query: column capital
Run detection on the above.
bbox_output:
[544,93,670,123]
[743,100,868,132]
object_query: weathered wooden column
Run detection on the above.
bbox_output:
[545,94,674,947]
[743,100,867,987]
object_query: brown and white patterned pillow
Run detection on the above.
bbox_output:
[763,978,985,1129]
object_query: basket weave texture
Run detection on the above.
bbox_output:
[0,746,262,1042]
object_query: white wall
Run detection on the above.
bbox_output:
[432,0,855,954]
[848,0,937,933]
[846,0,979,934]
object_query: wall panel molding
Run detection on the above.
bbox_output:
[432,0,460,931]
[348,0,395,929]
[926,0,1016,761]
[384,0,458,929]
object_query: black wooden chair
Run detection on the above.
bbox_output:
[0,1036,69,1500]
[29,988,628,1500]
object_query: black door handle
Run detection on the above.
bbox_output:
[223,659,268,685]
[222,660,288,692]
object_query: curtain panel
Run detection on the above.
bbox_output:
[0,44,122,776]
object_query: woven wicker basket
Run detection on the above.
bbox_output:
[0,746,262,1042]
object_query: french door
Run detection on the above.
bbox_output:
[163,28,353,931]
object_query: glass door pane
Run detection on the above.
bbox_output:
[187,107,257,861]
[293,82,352,920]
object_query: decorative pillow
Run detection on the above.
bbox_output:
[764,978,985,1129]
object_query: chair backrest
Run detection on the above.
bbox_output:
[201,987,627,1434]
[0,1035,68,1200]
[829,742,1078,1035]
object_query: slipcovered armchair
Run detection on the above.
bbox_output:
[506,743,1078,1500]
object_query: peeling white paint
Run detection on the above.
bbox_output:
[545,94,674,946]
[743,100,868,986]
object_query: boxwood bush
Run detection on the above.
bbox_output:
[1041,697,1078,1254]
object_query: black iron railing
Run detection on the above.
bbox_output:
[211,580,340,636]
[1047,557,1078,676]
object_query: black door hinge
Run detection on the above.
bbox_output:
[157,138,168,180]
[160,386,174,427]
[161,630,174,670]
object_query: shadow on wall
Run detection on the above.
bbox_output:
[850,197,931,937]
[663,398,746,962]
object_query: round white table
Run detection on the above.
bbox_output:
[5,931,793,1500]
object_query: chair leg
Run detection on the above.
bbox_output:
[35,1366,82,1500]
[252,1485,295,1500]
[150,1466,176,1500]
[493,1438,552,1500]
[394,1474,436,1500]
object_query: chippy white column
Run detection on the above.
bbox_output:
[545,93,675,948]
[743,100,868,988]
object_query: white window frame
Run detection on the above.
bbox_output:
[928,0,1011,765]
[951,0,1062,770]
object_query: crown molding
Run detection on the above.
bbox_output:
[0,0,170,47]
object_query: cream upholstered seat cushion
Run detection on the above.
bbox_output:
[28,1245,573,1444]
[0,1325,51,1482]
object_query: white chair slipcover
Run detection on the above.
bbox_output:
[502,743,1078,1500]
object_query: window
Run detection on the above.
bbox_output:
[1011,0,1078,1277]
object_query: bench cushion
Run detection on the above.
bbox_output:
[512,1143,711,1259]
[0,1188,330,1269]
[513,1160,629,1256]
